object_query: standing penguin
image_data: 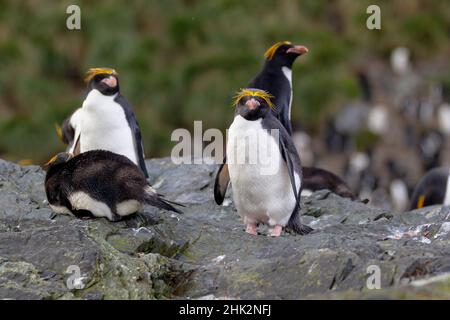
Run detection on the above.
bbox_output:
[214,42,357,203]
[250,41,308,135]
[410,167,450,210]
[215,88,313,236]
[57,68,149,177]
[44,150,182,221]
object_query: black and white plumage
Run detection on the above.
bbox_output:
[410,167,450,210]
[44,150,182,222]
[215,88,312,236]
[214,42,308,206]
[58,108,83,155]
[249,41,308,135]
[58,68,149,178]
[250,42,361,200]
[214,42,358,205]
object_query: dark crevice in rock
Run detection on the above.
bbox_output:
[3,158,450,299]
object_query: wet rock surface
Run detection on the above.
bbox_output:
[1,158,450,299]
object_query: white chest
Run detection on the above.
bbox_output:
[80,90,137,163]
[227,116,282,173]
[226,115,300,225]
[282,66,293,118]
[82,90,127,130]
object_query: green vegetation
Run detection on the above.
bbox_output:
[0,0,449,163]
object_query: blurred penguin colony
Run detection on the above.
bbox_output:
[293,47,450,212]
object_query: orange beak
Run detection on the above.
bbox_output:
[287,45,309,55]
[101,76,117,88]
[246,98,260,110]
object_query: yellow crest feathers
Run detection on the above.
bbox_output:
[84,67,118,82]
[44,154,58,166]
[264,41,292,60]
[232,88,275,109]
[54,123,63,142]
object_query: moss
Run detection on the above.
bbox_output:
[2,1,449,161]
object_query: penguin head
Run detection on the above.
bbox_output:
[44,152,74,169]
[85,68,119,95]
[264,41,308,68]
[233,88,275,120]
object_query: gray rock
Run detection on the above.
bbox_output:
[2,158,450,299]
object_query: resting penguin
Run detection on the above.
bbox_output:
[410,167,450,210]
[301,166,358,200]
[216,88,313,237]
[57,68,149,178]
[44,150,182,221]
[249,41,308,135]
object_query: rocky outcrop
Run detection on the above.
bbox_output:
[1,158,450,299]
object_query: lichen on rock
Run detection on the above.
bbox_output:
[2,158,450,299]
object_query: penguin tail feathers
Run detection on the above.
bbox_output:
[144,186,183,214]
[287,208,313,235]
[156,195,186,208]
[287,220,314,235]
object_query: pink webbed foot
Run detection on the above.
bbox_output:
[245,223,258,235]
[270,225,283,237]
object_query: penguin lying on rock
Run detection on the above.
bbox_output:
[44,150,183,221]
[301,166,360,201]
[215,88,313,237]
[56,68,149,178]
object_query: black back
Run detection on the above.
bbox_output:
[250,64,293,134]
[45,150,148,216]
[302,166,357,200]
[410,167,449,210]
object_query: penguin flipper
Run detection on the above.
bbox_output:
[69,133,81,155]
[275,122,302,205]
[60,117,73,145]
[278,112,293,136]
[114,94,149,178]
[144,186,183,214]
[279,136,313,235]
[266,117,313,235]
[214,156,230,205]
[61,108,82,146]
[155,195,186,208]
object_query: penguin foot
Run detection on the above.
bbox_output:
[109,213,122,222]
[245,223,258,235]
[270,225,282,237]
